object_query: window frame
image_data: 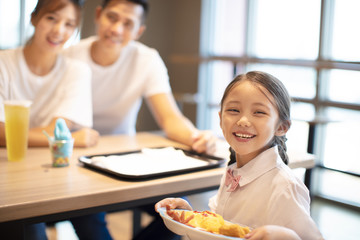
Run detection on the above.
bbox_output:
[194,0,360,207]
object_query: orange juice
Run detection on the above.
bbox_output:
[4,100,31,161]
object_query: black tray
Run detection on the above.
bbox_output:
[78,147,226,180]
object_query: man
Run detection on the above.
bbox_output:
[64,0,216,153]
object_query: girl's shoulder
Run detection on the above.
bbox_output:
[273,163,309,195]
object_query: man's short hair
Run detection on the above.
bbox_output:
[101,0,148,16]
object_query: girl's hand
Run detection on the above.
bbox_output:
[245,225,301,240]
[72,128,99,147]
[155,198,192,212]
[191,130,217,154]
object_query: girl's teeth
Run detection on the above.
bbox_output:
[235,133,253,139]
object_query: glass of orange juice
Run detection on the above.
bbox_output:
[4,100,32,161]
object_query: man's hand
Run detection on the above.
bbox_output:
[191,130,217,154]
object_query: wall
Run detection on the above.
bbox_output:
[80,0,202,131]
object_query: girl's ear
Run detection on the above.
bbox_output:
[275,120,291,136]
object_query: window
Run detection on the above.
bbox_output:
[249,0,321,60]
[0,0,37,49]
[0,0,21,48]
[199,0,360,207]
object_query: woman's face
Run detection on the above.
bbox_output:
[95,1,145,52]
[219,80,287,166]
[32,3,77,53]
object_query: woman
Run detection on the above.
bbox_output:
[0,0,112,239]
[0,0,99,148]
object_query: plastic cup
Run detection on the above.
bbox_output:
[4,100,32,162]
[48,138,74,167]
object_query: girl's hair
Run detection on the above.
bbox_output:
[31,0,84,26]
[221,71,291,165]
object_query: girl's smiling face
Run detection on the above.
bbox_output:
[31,3,77,53]
[219,80,287,167]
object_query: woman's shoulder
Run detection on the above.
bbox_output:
[57,55,91,80]
[0,47,24,76]
[60,54,89,69]
[68,36,95,50]
[0,47,21,62]
[63,36,95,59]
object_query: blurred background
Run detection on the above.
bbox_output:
[1,0,359,239]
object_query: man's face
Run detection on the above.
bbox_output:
[95,1,145,51]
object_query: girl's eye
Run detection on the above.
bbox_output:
[254,110,266,115]
[226,108,239,113]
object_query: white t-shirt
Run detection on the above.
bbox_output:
[209,147,324,240]
[0,47,93,128]
[63,36,172,135]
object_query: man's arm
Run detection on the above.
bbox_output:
[146,93,216,153]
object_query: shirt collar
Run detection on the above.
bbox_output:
[228,146,282,187]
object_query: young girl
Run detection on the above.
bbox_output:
[0,0,99,148]
[156,71,323,240]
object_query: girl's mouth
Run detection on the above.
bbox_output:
[233,132,255,139]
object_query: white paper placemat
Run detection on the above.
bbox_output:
[88,147,209,176]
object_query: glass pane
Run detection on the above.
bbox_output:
[246,63,317,99]
[330,0,360,62]
[291,102,315,121]
[323,108,360,174]
[325,107,360,122]
[210,108,222,137]
[212,0,246,56]
[251,0,321,60]
[286,120,310,154]
[209,61,235,105]
[314,168,360,206]
[0,0,21,48]
[325,69,360,104]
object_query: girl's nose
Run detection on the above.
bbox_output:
[236,115,251,127]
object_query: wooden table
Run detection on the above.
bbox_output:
[0,132,315,239]
[0,132,224,238]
